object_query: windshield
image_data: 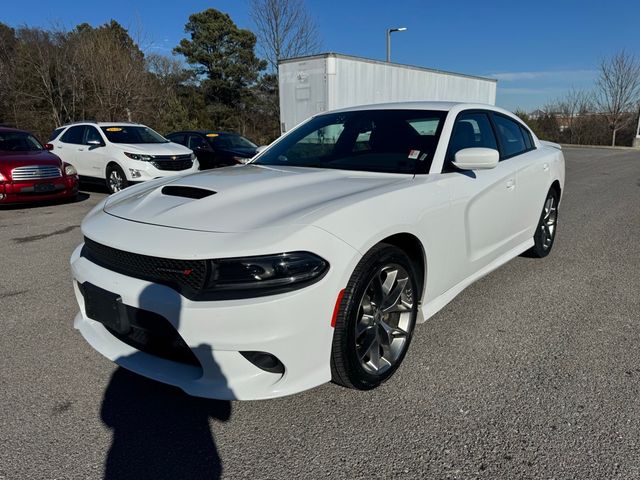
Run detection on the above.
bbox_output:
[254,110,446,174]
[211,134,257,149]
[0,131,44,152]
[100,126,168,144]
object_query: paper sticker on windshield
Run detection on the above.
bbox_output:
[408,149,420,159]
[206,133,219,137]
[419,152,428,161]
[106,127,123,132]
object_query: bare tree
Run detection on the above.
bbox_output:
[555,88,594,144]
[595,50,640,146]
[250,0,321,71]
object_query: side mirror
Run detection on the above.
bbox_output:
[452,148,499,170]
[87,139,103,147]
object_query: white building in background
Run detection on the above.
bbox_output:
[278,52,498,133]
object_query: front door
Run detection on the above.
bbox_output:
[440,111,522,282]
[80,125,108,178]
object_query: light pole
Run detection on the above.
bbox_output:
[386,27,407,62]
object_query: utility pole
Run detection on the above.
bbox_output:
[386,27,407,62]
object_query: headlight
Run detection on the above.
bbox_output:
[64,164,77,176]
[204,252,328,295]
[124,152,153,161]
[190,153,196,161]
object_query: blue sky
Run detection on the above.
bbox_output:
[2,0,639,111]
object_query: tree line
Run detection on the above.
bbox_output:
[0,1,320,145]
[517,50,640,147]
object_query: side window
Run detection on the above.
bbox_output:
[60,125,86,145]
[188,135,207,150]
[168,133,186,146]
[520,125,534,150]
[493,115,527,158]
[84,126,103,145]
[447,112,497,163]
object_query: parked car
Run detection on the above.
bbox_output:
[0,127,78,205]
[165,130,258,169]
[49,122,198,194]
[70,102,565,400]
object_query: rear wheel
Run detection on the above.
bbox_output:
[526,188,559,258]
[106,164,128,194]
[331,244,418,390]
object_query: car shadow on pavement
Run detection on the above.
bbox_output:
[100,283,233,479]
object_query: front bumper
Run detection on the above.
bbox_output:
[0,176,78,204]
[124,158,199,182]
[70,219,360,400]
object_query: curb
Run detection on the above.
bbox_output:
[560,143,640,151]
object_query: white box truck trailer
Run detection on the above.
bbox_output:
[278,53,497,133]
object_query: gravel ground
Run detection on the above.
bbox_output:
[1,147,639,480]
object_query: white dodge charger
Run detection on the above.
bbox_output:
[70,102,565,400]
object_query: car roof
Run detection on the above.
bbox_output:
[58,121,148,128]
[169,130,240,136]
[328,101,512,115]
[0,126,28,134]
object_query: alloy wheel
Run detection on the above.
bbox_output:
[108,169,125,193]
[540,194,557,250]
[355,264,414,375]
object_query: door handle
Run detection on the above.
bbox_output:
[543,163,549,171]
[506,179,515,190]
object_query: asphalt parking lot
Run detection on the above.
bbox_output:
[1,147,639,479]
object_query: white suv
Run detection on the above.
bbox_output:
[49,122,198,193]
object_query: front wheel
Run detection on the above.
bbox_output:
[525,188,559,258]
[331,244,418,390]
[106,164,128,194]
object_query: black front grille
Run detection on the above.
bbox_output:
[81,237,209,296]
[151,155,193,171]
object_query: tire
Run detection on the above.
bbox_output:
[106,164,128,194]
[331,243,419,390]
[525,188,559,258]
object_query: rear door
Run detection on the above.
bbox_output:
[80,125,109,179]
[57,125,86,175]
[490,114,551,242]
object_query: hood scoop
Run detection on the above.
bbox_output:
[161,185,216,199]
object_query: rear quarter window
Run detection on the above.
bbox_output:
[49,127,65,141]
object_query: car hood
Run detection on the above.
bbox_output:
[219,146,257,158]
[0,150,62,171]
[104,164,412,233]
[110,142,192,156]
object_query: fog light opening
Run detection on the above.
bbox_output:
[128,169,142,178]
[240,351,284,375]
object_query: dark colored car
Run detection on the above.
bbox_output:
[165,130,258,170]
[0,127,79,205]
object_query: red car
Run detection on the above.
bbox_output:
[0,127,78,205]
